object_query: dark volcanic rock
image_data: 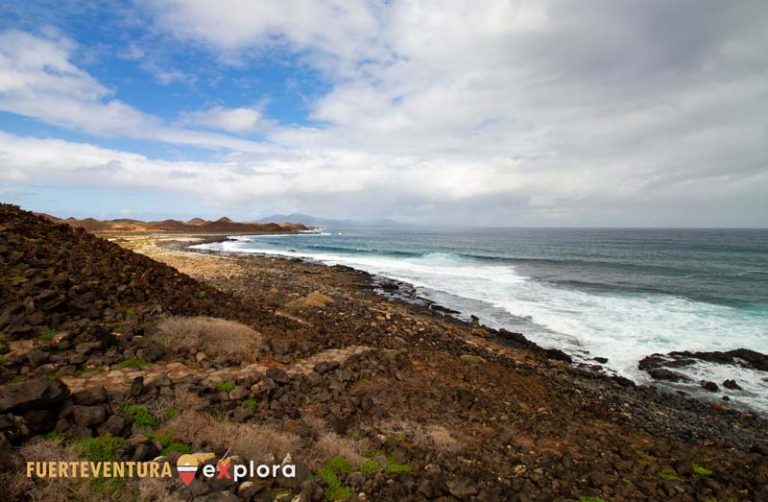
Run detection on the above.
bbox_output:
[701,381,720,392]
[73,405,107,427]
[723,379,742,390]
[0,203,262,369]
[648,368,691,383]
[72,386,107,406]
[0,378,70,413]
[265,367,290,385]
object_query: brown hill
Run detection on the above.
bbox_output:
[42,214,309,234]
[0,204,266,344]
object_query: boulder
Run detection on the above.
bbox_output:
[73,405,107,428]
[313,361,340,374]
[0,378,70,413]
[72,386,107,406]
[266,367,291,385]
[446,477,478,498]
[97,414,127,437]
[648,368,691,383]
[0,432,23,473]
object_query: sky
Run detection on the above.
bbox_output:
[0,1,766,227]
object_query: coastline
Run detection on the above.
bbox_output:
[3,209,766,501]
[176,234,767,413]
[139,234,768,424]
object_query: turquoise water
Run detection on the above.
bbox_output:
[197,227,768,410]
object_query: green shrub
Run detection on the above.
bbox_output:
[164,408,179,420]
[73,435,124,462]
[317,456,353,501]
[579,497,607,502]
[243,399,257,408]
[89,477,125,495]
[693,463,713,476]
[10,375,26,383]
[115,358,149,369]
[658,468,684,482]
[121,404,158,427]
[149,431,193,455]
[215,380,236,392]
[384,458,412,474]
[38,329,58,341]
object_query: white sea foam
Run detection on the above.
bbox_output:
[194,238,768,412]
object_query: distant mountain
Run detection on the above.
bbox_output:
[40,214,309,234]
[257,213,344,226]
[258,213,402,227]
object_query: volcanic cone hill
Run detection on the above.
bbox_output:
[0,204,289,389]
[39,213,309,234]
[0,204,255,342]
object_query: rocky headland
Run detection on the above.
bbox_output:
[1,203,767,501]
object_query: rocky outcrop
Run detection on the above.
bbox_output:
[0,204,266,382]
[0,378,69,414]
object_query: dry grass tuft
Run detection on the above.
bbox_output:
[168,410,301,462]
[313,432,370,465]
[422,424,461,452]
[134,477,182,502]
[379,420,463,453]
[152,316,262,362]
[286,291,334,309]
[3,437,89,502]
[145,388,207,418]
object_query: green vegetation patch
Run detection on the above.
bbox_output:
[384,457,412,474]
[115,358,149,369]
[38,329,58,341]
[89,477,126,495]
[215,379,236,392]
[149,430,193,456]
[579,497,607,502]
[317,456,354,501]
[121,404,159,427]
[243,399,257,408]
[10,375,27,383]
[693,463,713,477]
[44,431,64,441]
[658,467,685,482]
[73,434,124,462]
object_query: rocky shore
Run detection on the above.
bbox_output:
[1,204,767,501]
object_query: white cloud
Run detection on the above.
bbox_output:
[182,106,269,133]
[141,0,386,72]
[2,1,768,226]
[0,30,266,152]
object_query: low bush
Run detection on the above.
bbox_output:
[121,404,159,427]
[152,317,262,362]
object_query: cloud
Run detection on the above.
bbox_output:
[141,0,387,72]
[2,1,768,226]
[182,106,271,134]
[0,29,266,152]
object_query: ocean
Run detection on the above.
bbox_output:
[195,227,768,412]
